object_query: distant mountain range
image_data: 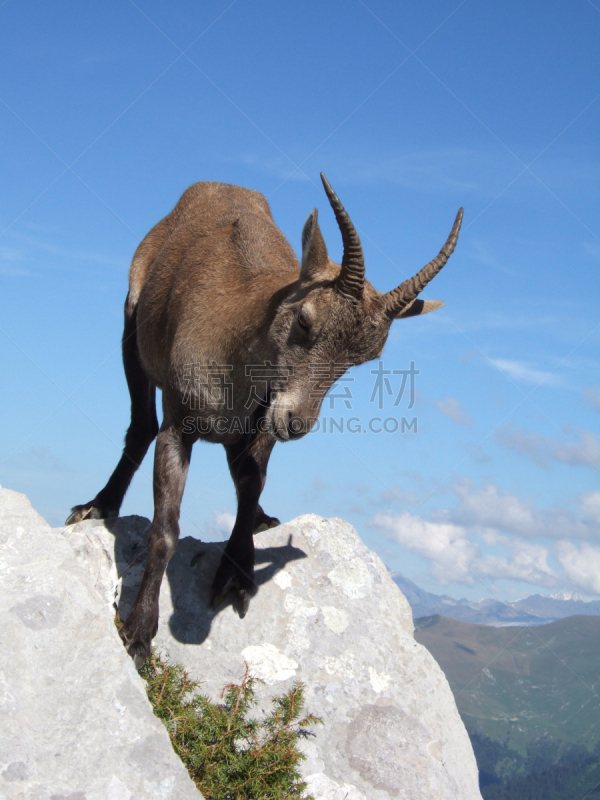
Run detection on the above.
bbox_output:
[392,573,600,626]
[414,614,600,798]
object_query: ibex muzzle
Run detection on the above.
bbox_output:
[66,174,462,659]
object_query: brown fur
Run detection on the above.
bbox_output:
[66,177,461,659]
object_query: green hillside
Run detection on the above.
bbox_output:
[415,615,600,797]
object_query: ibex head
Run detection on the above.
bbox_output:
[267,174,463,441]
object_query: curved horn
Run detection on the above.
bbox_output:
[320,173,365,301]
[384,208,463,317]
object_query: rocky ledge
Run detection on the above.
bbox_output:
[1,486,481,799]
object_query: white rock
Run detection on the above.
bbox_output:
[1,486,482,800]
[0,488,200,800]
[105,511,481,800]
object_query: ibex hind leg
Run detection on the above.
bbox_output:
[66,300,158,525]
[120,423,192,660]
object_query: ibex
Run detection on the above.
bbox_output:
[66,174,462,659]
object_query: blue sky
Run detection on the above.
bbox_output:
[1,0,599,605]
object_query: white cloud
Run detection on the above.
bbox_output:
[452,482,537,536]
[458,313,559,334]
[218,153,310,183]
[580,492,600,526]
[498,425,600,471]
[380,485,421,507]
[465,238,518,276]
[0,245,29,276]
[470,446,492,464]
[551,432,600,469]
[451,480,599,541]
[303,477,329,503]
[583,242,600,260]
[204,509,235,542]
[488,358,563,387]
[370,509,557,588]
[557,541,600,595]
[370,512,477,584]
[329,148,487,194]
[435,397,472,427]
[583,387,600,413]
[370,480,600,593]
[475,539,556,587]
[0,246,25,262]
[3,230,125,270]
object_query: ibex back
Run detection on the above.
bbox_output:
[66,174,462,659]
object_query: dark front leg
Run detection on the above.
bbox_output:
[121,424,192,660]
[226,431,280,534]
[66,303,159,525]
[211,431,275,615]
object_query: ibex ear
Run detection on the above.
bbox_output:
[300,209,329,283]
[393,299,444,320]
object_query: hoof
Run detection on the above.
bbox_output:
[235,587,252,618]
[210,540,256,616]
[119,623,152,665]
[210,577,255,618]
[131,652,147,671]
[253,514,281,534]
[210,551,257,616]
[119,607,157,666]
[65,500,117,526]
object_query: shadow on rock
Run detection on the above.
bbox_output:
[106,516,307,646]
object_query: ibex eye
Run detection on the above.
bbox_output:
[297,309,310,331]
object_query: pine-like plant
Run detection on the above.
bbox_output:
[138,651,322,799]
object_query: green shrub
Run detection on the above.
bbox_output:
[138,651,322,799]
